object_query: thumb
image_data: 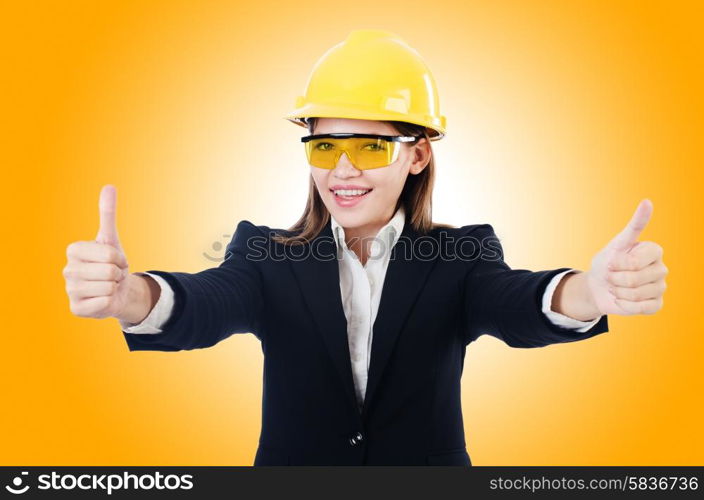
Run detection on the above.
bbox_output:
[95,184,123,251]
[606,198,653,252]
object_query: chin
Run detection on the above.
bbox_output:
[327,207,371,228]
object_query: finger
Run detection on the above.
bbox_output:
[70,296,112,318]
[614,297,663,315]
[606,261,668,288]
[66,280,118,300]
[67,241,128,268]
[607,199,653,252]
[63,262,126,282]
[608,241,663,271]
[609,280,666,301]
[96,184,122,249]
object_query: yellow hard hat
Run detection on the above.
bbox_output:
[284,29,447,140]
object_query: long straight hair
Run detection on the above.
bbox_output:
[272,118,454,245]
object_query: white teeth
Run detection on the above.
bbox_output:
[333,189,370,197]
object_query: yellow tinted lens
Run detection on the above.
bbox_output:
[306,138,338,168]
[306,137,398,169]
[354,138,396,169]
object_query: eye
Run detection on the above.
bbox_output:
[314,142,334,151]
[363,142,386,151]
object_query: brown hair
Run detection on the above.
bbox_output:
[272,117,455,245]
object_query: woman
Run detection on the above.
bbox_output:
[64,30,667,465]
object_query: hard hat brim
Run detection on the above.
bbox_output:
[283,102,446,141]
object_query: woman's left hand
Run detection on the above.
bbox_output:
[584,199,668,316]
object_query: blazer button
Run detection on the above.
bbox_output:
[349,431,364,446]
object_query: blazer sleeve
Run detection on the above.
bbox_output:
[121,220,265,352]
[462,223,609,348]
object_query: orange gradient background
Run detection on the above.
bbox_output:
[1,0,702,465]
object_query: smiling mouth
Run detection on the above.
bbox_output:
[330,188,373,199]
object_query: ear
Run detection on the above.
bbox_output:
[408,138,431,175]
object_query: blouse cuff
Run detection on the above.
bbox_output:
[542,269,602,333]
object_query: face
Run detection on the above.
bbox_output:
[309,118,431,233]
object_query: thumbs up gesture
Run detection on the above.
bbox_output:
[584,199,668,316]
[95,184,125,254]
[64,185,134,319]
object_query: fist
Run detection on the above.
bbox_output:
[586,199,668,316]
[63,185,134,319]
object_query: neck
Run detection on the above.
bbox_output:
[342,207,396,266]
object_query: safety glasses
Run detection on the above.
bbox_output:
[301,133,420,170]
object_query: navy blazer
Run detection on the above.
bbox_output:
[122,217,609,466]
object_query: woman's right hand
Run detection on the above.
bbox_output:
[64,184,137,321]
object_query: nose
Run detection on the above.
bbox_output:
[333,151,362,177]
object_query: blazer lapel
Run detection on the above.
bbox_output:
[287,221,359,413]
[361,222,440,420]
[286,218,440,419]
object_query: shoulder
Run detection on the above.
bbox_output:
[225,220,300,262]
[430,222,497,239]
[234,220,298,236]
[425,222,503,265]
[232,220,302,249]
